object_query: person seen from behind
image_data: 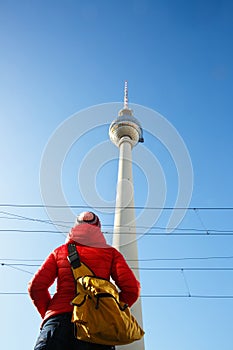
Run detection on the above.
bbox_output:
[28,211,140,350]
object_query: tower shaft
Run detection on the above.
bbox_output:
[113,136,136,256]
[113,136,144,350]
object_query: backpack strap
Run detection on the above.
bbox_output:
[67,243,95,278]
[67,243,81,269]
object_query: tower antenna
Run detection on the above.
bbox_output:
[124,80,129,109]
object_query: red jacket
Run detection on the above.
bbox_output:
[28,224,140,322]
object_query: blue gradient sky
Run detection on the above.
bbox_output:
[1,1,233,349]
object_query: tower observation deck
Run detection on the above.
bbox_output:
[109,81,144,147]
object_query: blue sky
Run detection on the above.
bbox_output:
[1,0,233,349]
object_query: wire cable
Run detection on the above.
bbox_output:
[1,229,233,236]
[2,263,233,272]
[2,255,233,263]
[1,292,233,298]
[1,263,34,275]
[0,204,233,209]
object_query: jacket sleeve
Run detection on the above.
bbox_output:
[28,251,57,318]
[110,248,140,307]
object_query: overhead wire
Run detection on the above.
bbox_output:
[1,292,233,298]
[0,208,232,237]
[0,204,233,209]
[1,205,232,300]
[2,255,233,262]
[1,229,233,236]
[2,263,233,272]
[1,263,34,275]
[0,210,71,228]
[0,210,232,234]
[181,269,191,297]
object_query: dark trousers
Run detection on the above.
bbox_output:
[34,313,115,350]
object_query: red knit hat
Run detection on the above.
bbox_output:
[75,211,101,228]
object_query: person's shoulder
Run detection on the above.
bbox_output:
[102,244,117,252]
[92,245,118,258]
[53,244,68,255]
[106,246,124,258]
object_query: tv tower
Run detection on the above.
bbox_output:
[109,82,145,350]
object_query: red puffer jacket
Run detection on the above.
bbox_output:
[28,224,140,323]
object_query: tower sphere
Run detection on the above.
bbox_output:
[109,107,144,147]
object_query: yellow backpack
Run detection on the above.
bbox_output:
[67,243,145,346]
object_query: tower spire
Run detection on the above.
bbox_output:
[118,80,134,118]
[124,80,129,109]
